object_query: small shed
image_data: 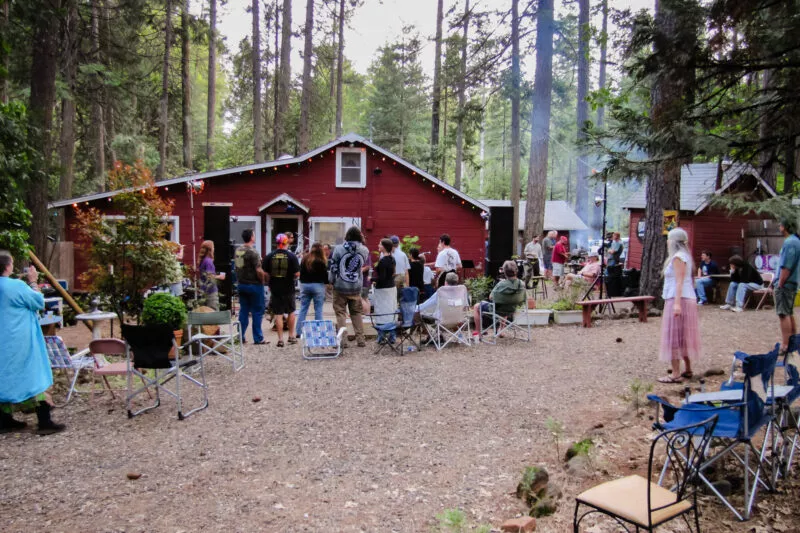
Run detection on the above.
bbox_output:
[623,162,777,269]
[480,200,589,234]
[51,133,489,289]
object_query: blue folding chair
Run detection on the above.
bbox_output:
[648,347,779,521]
[44,336,93,406]
[770,335,800,481]
[369,287,421,355]
[301,320,346,360]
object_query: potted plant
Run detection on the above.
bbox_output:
[550,283,583,325]
[141,293,187,357]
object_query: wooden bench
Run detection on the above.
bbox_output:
[577,295,656,328]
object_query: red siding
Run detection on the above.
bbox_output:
[626,208,771,270]
[64,143,486,288]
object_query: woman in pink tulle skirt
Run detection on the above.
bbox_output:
[658,228,701,383]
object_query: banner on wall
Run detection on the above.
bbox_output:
[662,210,679,235]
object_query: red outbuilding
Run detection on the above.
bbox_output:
[51,134,489,290]
[623,162,778,270]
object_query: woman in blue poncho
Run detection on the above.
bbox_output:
[0,251,65,435]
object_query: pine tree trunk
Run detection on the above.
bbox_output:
[273,0,281,156]
[0,1,8,104]
[590,0,608,235]
[274,0,292,155]
[253,0,264,162]
[510,0,521,241]
[334,0,345,137]
[574,0,590,231]
[523,0,554,242]
[784,136,797,194]
[329,14,336,137]
[639,0,687,302]
[207,0,216,167]
[58,0,78,238]
[430,0,444,165]
[101,0,116,166]
[157,0,173,180]
[182,0,193,169]
[298,0,314,153]
[90,0,106,190]
[27,0,60,258]
[758,70,778,190]
[454,0,469,190]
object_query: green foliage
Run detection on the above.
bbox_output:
[565,438,594,462]
[74,162,179,322]
[621,378,654,412]
[0,102,35,258]
[141,292,187,331]
[464,275,493,303]
[399,235,420,254]
[544,282,583,311]
[434,509,466,532]
[545,416,564,462]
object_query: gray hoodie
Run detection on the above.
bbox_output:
[329,240,370,295]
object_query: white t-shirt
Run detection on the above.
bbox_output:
[423,266,434,284]
[662,251,695,300]
[392,248,411,275]
[435,247,462,272]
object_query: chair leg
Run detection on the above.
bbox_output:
[103,376,116,399]
[573,501,580,533]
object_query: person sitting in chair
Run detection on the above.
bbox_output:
[472,260,526,340]
[562,252,601,290]
[416,272,460,321]
[694,250,720,305]
[720,255,764,313]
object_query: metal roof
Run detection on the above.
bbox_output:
[49,133,489,212]
[479,199,590,231]
[621,162,776,214]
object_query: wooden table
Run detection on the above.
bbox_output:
[709,274,731,305]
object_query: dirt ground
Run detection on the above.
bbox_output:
[1,305,799,532]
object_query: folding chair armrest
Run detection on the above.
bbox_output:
[336,327,347,342]
[71,347,91,359]
[733,351,749,362]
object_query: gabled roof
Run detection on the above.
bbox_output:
[49,133,489,212]
[479,200,589,231]
[257,193,309,213]
[622,162,777,214]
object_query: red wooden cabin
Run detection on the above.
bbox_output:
[623,162,777,269]
[51,134,489,289]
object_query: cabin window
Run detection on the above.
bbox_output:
[336,147,366,188]
[309,217,362,246]
[103,215,180,243]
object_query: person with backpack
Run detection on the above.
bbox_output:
[329,226,370,348]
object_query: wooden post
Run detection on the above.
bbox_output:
[28,250,92,331]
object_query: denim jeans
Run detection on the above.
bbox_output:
[725,281,763,308]
[296,282,326,336]
[238,283,265,343]
[694,277,714,302]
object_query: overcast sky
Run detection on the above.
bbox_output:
[194,0,654,78]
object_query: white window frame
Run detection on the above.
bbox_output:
[230,215,262,256]
[308,216,362,245]
[335,147,367,188]
[103,215,180,243]
[265,214,304,254]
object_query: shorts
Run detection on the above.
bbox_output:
[775,286,796,317]
[552,263,564,277]
[361,286,371,299]
[268,290,296,315]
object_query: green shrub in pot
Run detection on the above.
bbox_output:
[141,293,187,331]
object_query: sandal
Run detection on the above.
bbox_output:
[681,371,694,379]
[658,375,683,384]
[276,340,285,348]
[287,337,298,345]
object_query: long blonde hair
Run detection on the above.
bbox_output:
[662,227,692,275]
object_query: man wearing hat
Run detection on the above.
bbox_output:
[551,235,570,286]
[390,235,410,292]
[263,233,300,347]
[776,218,800,352]
[562,251,601,290]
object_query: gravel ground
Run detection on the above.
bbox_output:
[1,305,798,532]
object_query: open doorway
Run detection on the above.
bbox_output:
[266,214,302,253]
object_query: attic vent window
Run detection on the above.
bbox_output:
[336,147,366,188]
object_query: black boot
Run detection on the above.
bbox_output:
[35,402,65,435]
[0,411,27,433]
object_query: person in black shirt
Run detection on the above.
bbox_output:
[372,239,397,339]
[720,255,764,312]
[263,233,300,347]
[408,247,425,301]
[296,242,328,339]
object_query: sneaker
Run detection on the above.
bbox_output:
[697,300,706,306]
[733,306,744,313]
[719,304,732,310]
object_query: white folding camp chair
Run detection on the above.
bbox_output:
[44,336,93,406]
[423,284,472,351]
[479,300,531,344]
[186,310,244,372]
[301,320,347,360]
